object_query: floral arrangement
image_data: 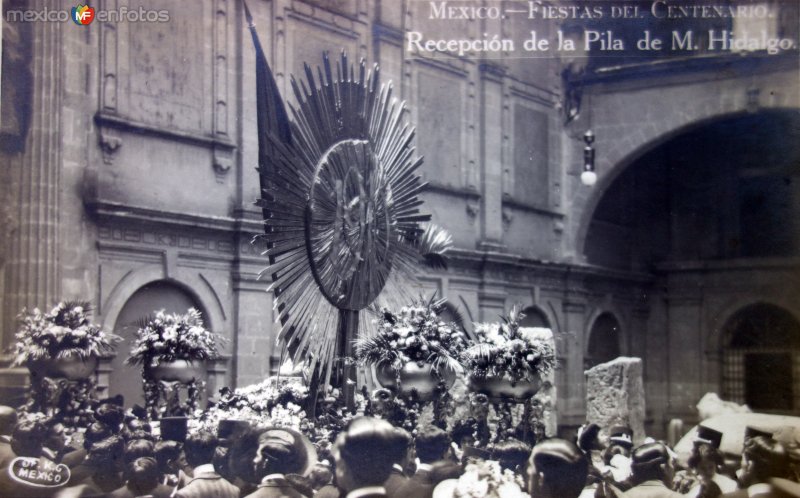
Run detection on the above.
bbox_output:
[196,379,310,433]
[195,380,368,460]
[452,460,527,498]
[12,301,120,366]
[464,307,556,382]
[126,308,223,368]
[354,297,470,375]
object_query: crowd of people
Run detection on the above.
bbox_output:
[0,399,798,498]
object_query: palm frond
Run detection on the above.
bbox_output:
[427,343,464,374]
[402,224,453,270]
[354,334,399,365]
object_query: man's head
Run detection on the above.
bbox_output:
[688,443,723,479]
[44,422,67,452]
[87,436,125,474]
[387,427,412,470]
[527,438,588,498]
[126,457,160,495]
[124,439,155,467]
[94,403,124,429]
[183,430,218,468]
[493,438,531,473]
[84,422,113,450]
[11,420,47,458]
[154,440,183,475]
[333,417,401,492]
[0,406,17,436]
[630,442,675,485]
[415,426,450,464]
[739,435,788,486]
[252,428,311,478]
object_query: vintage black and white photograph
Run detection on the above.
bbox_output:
[0,0,798,496]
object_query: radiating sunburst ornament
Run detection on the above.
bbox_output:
[255,52,452,385]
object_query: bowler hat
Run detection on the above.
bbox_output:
[631,442,670,468]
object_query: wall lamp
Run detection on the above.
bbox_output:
[580,130,597,186]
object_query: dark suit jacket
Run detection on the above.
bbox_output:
[384,467,410,497]
[107,482,175,498]
[244,475,306,497]
[395,468,437,498]
[174,469,240,498]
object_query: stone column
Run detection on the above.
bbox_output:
[478,63,505,250]
[562,298,587,425]
[666,294,704,421]
[3,7,63,346]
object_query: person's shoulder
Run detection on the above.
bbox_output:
[245,485,306,498]
[719,491,748,498]
[315,483,344,498]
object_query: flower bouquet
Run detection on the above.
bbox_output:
[448,459,527,498]
[13,301,120,380]
[126,308,223,382]
[196,379,310,433]
[464,306,555,400]
[355,297,470,400]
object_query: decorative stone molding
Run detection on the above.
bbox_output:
[213,145,233,179]
[99,127,122,165]
[466,200,480,224]
[501,206,514,231]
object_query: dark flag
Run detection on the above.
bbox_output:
[243,0,292,228]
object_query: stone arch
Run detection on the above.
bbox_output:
[709,296,800,356]
[574,104,800,259]
[520,304,553,330]
[101,266,226,335]
[717,302,800,412]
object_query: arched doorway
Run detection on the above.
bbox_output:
[520,306,550,329]
[721,303,800,413]
[109,281,208,407]
[585,312,621,369]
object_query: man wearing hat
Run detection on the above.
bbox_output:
[623,442,684,498]
[332,417,404,498]
[244,427,316,498]
[527,438,589,498]
[683,426,737,496]
[174,430,239,498]
[721,435,790,498]
[610,426,635,452]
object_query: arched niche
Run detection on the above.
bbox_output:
[585,312,621,369]
[109,280,208,408]
[520,306,551,329]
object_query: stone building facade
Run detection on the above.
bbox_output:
[0,0,798,436]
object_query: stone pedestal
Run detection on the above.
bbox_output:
[520,327,558,437]
[585,356,646,444]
